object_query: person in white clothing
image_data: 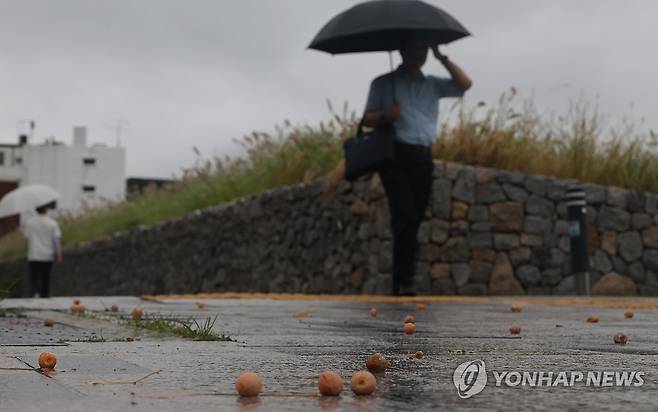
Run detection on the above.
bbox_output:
[21,202,62,297]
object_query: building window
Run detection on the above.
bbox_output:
[82,185,96,193]
[0,152,4,166]
[83,157,96,165]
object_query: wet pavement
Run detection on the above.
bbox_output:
[1,295,658,411]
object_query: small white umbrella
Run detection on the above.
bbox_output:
[0,184,60,218]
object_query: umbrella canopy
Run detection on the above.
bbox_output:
[0,184,60,218]
[309,0,470,54]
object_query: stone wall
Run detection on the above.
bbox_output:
[1,160,657,297]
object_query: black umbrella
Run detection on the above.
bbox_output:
[309,0,470,54]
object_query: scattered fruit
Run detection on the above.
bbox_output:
[414,351,424,359]
[369,308,377,318]
[43,317,54,327]
[110,304,119,313]
[131,307,144,320]
[403,315,415,324]
[416,303,426,311]
[614,333,628,345]
[73,299,80,305]
[196,302,206,309]
[365,353,390,373]
[624,309,634,319]
[235,372,262,397]
[511,304,523,313]
[38,352,57,370]
[70,304,86,314]
[318,371,343,396]
[586,315,600,323]
[297,308,309,318]
[350,371,377,395]
[404,322,416,335]
[510,324,521,335]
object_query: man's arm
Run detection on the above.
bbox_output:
[363,103,401,128]
[432,46,472,91]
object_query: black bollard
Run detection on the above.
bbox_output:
[565,185,590,295]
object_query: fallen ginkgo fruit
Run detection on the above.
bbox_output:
[297,308,309,318]
[366,353,389,373]
[38,352,57,370]
[196,302,206,309]
[73,299,80,305]
[111,304,119,313]
[624,309,634,319]
[404,315,415,324]
[614,333,628,345]
[586,315,600,323]
[131,307,144,320]
[404,323,416,335]
[318,371,343,396]
[369,308,377,318]
[414,351,424,359]
[70,304,85,314]
[510,324,521,335]
[235,372,262,397]
[416,303,426,311]
[43,317,54,327]
[350,371,376,395]
[511,304,523,313]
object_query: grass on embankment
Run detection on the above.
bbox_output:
[0,90,656,261]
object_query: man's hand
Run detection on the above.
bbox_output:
[381,102,401,123]
[431,45,448,64]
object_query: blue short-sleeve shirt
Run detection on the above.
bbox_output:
[364,66,464,147]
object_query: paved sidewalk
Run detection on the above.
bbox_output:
[1,295,657,411]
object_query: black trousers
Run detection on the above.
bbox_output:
[378,141,433,295]
[29,261,52,298]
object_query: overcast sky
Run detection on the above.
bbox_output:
[0,1,656,178]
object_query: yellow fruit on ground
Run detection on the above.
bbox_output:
[365,353,389,373]
[43,317,54,327]
[38,352,57,369]
[235,372,262,397]
[318,371,343,396]
[404,315,415,324]
[369,308,377,318]
[131,307,144,320]
[350,371,376,395]
[510,324,521,335]
[404,323,416,335]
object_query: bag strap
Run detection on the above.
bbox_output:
[357,51,397,138]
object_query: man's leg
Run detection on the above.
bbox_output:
[405,151,434,287]
[40,262,52,298]
[28,261,40,298]
[378,163,417,295]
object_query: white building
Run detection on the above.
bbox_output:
[0,127,126,213]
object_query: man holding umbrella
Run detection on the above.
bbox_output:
[364,41,472,295]
[310,0,472,295]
